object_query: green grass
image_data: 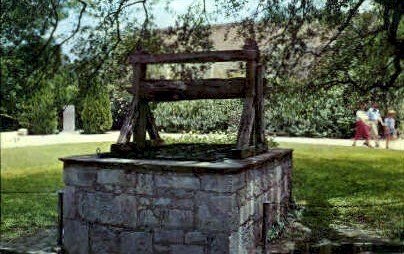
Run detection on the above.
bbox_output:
[1,140,403,241]
[281,143,404,241]
[1,142,112,239]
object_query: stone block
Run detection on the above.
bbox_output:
[138,209,160,228]
[275,166,282,204]
[238,223,255,253]
[120,231,152,254]
[97,169,136,186]
[200,173,245,193]
[185,232,207,245]
[138,197,152,209]
[63,219,88,254]
[261,171,273,193]
[154,245,170,253]
[166,209,193,228]
[170,245,204,254]
[154,197,193,210]
[233,172,246,191]
[156,188,195,199]
[136,173,154,195]
[229,231,241,254]
[248,169,264,197]
[154,230,184,244]
[208,234,230,254]
[275,165,282,183]
[245,179,257,200]
[253,196,264,221]
[240,201,253,225]
[78,192,137,227]
[89,224,119,254]
[196,192,237,231]
[236,187,248,207]
[155,173,200,190]
[63,186,76,219]
[64,166,97,187]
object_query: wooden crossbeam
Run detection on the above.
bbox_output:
[126,78,247,101]
[128,49,258,64]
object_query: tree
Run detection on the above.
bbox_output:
[81,81,112,134]
[215,0,402,91]
[1,0,66,127]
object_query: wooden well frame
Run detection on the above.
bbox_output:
[115,39,267,158]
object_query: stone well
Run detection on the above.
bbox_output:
[60,149,292,254]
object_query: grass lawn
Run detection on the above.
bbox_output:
[1,139,403,241]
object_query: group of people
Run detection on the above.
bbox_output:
[353,102,397,149]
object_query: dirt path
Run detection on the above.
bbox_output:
[1,131,403,150]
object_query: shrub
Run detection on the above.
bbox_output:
[81,86,112,134]
[20,85,57,134]
[264,86,355,138]
[153,99,243,133]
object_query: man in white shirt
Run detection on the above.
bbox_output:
[367,102,383,147]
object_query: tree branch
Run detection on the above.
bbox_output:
[37,0,60,57]
[58,0,87,46]
[321,0,365,52]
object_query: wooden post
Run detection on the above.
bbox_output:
[117,61,145,144]
[236,40,259,150]
[236,60,256,149]
[145,104,162,142]
[133,99,148,148]
[255,64,266,148]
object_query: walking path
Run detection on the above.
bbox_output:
[0,131,404,150]
[1,131,403,150]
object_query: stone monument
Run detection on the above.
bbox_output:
[60,40,293,253]
[62,105,75,132]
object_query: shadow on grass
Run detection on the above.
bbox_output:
[293,153,404,242]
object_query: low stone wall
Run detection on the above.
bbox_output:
[60,149,292,254]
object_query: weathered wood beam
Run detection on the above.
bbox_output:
[117,63,145,143]
[254,65,266,148]
[126,78,247,101]
[128,49,258,64]
[236,61,257,149]
[145,104,163,144]
[133,100,148,148]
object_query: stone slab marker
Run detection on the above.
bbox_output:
[63,105,75,132]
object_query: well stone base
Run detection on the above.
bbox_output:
[60,149,292,254]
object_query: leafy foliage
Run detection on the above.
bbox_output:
[19,84,57,135]
[151,90,356,138]
[0,0,68,125]
[153,99,242,133]
[265,82,356,138]
[81,84,112,134]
